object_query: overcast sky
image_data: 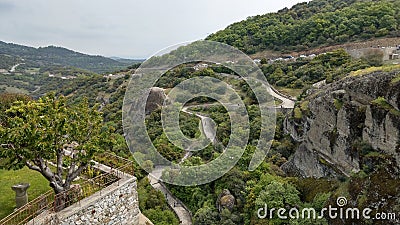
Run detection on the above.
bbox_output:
[0,0,306,58]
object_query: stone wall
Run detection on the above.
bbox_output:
[29,177,140,225]
[347,47,398,61]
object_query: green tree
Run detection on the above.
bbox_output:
[0,93,31,126]
[255,181,301,210]
[142,160,154,172]
[143,208,179,225]
[0,93,105,195]
[271,67,285,84]
[193,207,219,225]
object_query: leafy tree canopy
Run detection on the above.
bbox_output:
[207,0,400,54]
[0,93,108,194]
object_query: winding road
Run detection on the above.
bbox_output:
[266,85,295,108]
[218,73,295,108]
[255,75,296,109]
[147,80,295,225]
[9,63,24,73]
[147,106,217,225]
[182,106,217,144]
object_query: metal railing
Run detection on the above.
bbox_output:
[0,152,134,225]
[94,152,135,175]
[0,190,55,225]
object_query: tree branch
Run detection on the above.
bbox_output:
[25,161,41,173]
[37,157,57,185]
[65,162,87,189]
[68,160,76,178]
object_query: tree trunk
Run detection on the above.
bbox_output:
[51,182,68,212]
[54,192,66,212]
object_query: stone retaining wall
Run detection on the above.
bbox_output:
[28,177,140,225]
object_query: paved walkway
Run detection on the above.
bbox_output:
[148,167,192,225]
[266,85,295,108]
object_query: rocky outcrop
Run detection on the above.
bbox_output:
[283,70,400,178]
[217,189,235,212]
[145,87,167,114]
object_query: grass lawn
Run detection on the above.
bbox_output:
[0,167,51,220]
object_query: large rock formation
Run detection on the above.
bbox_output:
[282,70,400,178]
[145,87,167,114]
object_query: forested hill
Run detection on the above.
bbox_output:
[0,41,130,73]
[206,0,400,54]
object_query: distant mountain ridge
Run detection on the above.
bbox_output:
[109,57,144,65]
[0,41,131,73]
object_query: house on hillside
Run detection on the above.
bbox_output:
[253,59,261,64]
[193,63,209,71]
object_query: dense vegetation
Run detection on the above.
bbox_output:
[261,49,375,89]
[140,65,319,224]
[138,178,180,225]
[0,54,23,71]
[207,0,400,54]
[1,54,399,225]
[2,60,399,224]
[137,56,399,224]
[2,49,393,223]
[0,67,99,97]
[1,0,400,223]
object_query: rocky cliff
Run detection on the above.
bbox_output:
[282,69,400,178]
[145,87,167,115]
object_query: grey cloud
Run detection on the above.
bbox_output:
[0,0,306,58]
[0,1,15,13]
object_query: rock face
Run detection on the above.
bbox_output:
[145,87,166,115]
[282,70,400,178]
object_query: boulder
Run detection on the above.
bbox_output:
[217,189,235,212]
